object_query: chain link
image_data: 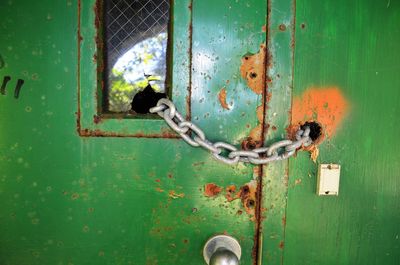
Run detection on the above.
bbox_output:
[149,98,313,165]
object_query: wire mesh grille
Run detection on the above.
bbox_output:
[105,0,170,59]
[103,0,170,113]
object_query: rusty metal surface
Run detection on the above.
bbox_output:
[258,0,297,263]
[2,0,397,264]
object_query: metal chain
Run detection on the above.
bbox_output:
[150,98,313,165]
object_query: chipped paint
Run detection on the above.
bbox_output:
[238,180,257,217]
[218,88,230,110]
[204,183,222,197]
[256,105,264,122]
[248,124,263,145]
[168,190,185,199]
[291,87,349,137]
[245,103,265,149]
[203,181,257,218]
[240,43,267,94]
[308,145,319,162]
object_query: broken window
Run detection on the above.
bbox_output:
[102,0,170,113]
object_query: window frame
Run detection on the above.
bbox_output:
[77,0,192,137]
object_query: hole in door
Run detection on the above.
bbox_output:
[301,121,323,142]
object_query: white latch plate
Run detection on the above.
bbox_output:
[317,164,341,196]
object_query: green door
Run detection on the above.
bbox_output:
[0,0,399,265]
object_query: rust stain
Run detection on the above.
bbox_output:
[291,87,349,137]
[76,0,82,135]
[94,0,101,30]
[251,6,272,265]
[238,180,257,218]
[93,115,101,124]
[155,188,164,193]
[240,43,266,94]
[94,0,104,107]
[294,178,302,185]
[286,124,299,140]
[204,183,222,197]
[242,136,261,150]
[79,128,179,138]
[225,185,238,202]
[203,181,257,218]
[279,241,285,249]
[218,88,230,110]
[253,166,261,176]
[262,25,267,32]
[186,1,193,121]
[185,94,191,120]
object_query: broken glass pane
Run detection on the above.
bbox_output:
[103,0,170,113]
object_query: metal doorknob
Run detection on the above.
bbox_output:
[203,235,241,265]
[209,248,239,265]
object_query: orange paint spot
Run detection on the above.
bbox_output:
[292,87,349,137]
[218,88,230,110]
